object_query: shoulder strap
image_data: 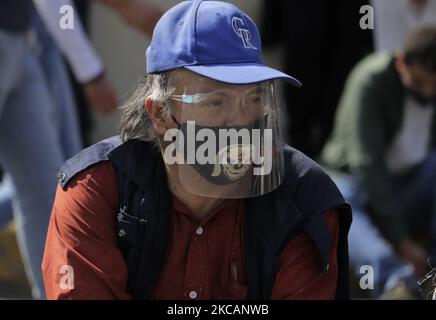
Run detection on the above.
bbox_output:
[109,139,172,299]
[58,135,122,189]
[244,145,352,299]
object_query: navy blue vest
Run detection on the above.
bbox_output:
[58,136,352,299]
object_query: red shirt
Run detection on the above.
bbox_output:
[42,161,340,300]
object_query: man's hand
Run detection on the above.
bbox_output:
[409,0,428,8]
[409,0,428,14]
[395,239,428,278]
[83,74,118,115]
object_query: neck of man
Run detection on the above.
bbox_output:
[164,164,224,222]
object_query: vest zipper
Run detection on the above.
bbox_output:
[130,197,147,293]
[267,261,279,298]
[230,260,239,283]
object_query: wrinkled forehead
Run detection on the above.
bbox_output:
[173,69,265,93]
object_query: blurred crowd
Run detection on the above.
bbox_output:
[0,0,436,299]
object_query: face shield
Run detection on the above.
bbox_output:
[162,75,284,199]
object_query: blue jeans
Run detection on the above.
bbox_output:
[0,175,14,229]
[0,29,67,299]
[331,152,436,297]
[33,14,82,159]
[0,18,83,230]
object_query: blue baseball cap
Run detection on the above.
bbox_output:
[146,0,301,86]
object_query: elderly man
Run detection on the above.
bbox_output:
[42,0,351,300]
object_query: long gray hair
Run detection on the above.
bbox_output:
[119,71,178,142]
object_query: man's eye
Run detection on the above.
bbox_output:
[205,99,224,107]
[411,78,424,88]
[248,96,262,104]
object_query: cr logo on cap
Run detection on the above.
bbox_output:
[231,16,257,50]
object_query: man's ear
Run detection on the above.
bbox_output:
[145,97,153,113]
[145,97,173,135]
[395,54,407,75]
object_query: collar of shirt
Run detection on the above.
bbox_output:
[171,195,241,226]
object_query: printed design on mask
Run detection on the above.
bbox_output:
[162,121,273,185]
[211,144,253,181]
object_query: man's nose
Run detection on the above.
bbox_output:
[225,97,252,126]
[422,83,436,97]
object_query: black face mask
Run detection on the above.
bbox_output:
[173,117,267,186]
[406,88,436,106]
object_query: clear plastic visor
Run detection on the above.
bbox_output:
[162,76,284,199]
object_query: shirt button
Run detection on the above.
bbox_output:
[196,226,204,235]
[189,290,197,299]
